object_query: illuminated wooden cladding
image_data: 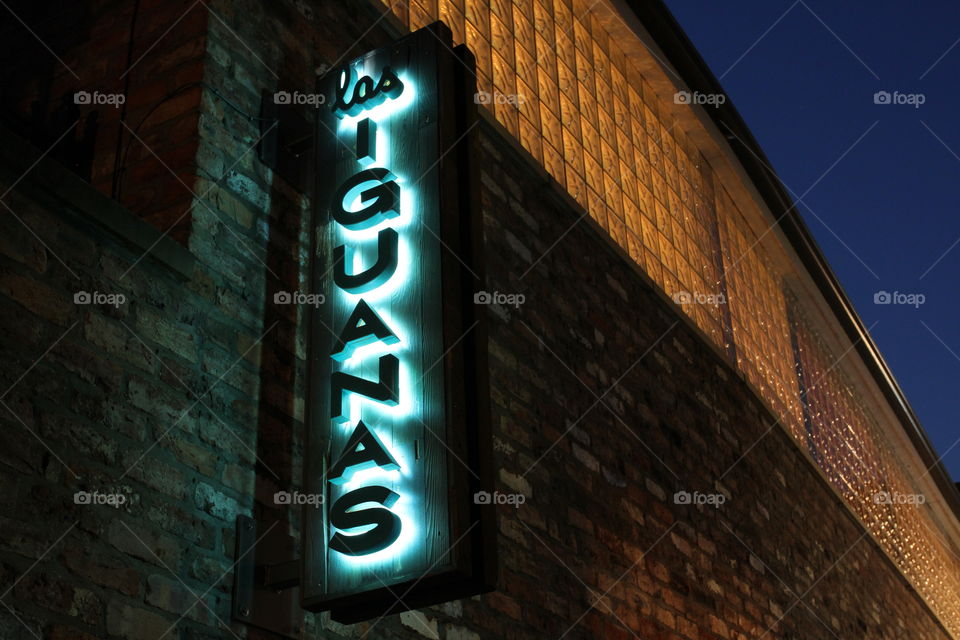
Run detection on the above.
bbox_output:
[381,0,960,634]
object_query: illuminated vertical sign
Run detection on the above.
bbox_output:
[303,23,494,622]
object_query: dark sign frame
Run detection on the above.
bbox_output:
[302,22,495,623]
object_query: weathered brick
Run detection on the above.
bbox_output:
[60,544,141,597]
[194,482,239,522]
[0,270,72,325]
[445,625,480,640]
[165,437,217,477]
[107,520,182,569]
[83,314,154,370]
[400,611,439,638]
[0,220,47,272]
[14,572,102,626]
[146,574,214,624]
[135,305,197,363]
[123,455,188,500]
[49,626,101,640]
[107,600,174,639]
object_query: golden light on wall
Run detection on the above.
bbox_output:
[381,0,960,633]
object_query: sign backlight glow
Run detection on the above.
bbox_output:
[303,22,495,623]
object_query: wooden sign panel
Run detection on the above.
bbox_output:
[302,22,494,622]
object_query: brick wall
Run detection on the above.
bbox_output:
[0,1,952,640]
[469,125,951,640]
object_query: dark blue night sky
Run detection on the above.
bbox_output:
[663,0,960,480]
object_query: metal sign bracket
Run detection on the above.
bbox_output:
[231,515,303,638]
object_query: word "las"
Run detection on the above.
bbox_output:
[331,65,404,118]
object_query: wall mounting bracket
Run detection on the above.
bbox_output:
[231,515,303,638]
[257,90,315,193]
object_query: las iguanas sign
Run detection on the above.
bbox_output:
[303,23,494,622]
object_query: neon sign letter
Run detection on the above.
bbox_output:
[328,486,401,556]
[331,66,404,118]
